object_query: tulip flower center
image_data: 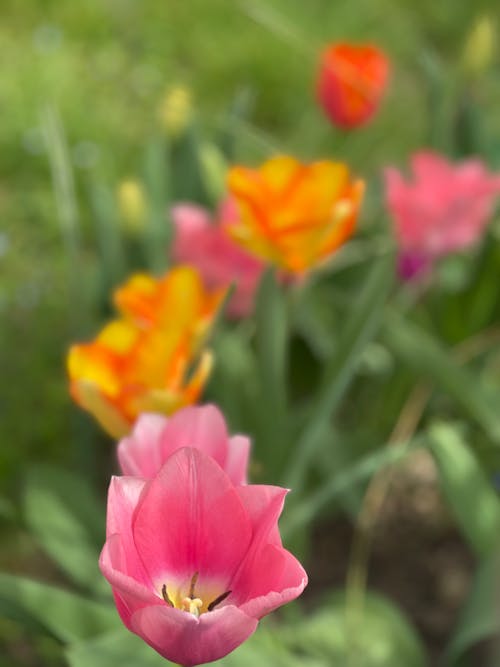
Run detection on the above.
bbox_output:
[161,572,231,618]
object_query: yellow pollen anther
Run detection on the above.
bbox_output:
[182,597,203,618]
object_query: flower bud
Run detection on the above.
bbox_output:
[462,15,495,76]
[117,179,147,236]
[158,85,193,138]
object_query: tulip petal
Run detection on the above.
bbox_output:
[386,150,500,273]
[117,406,251,485]
[106,476,146,538]
[117,414,168,477]
[317,43,389,129]
[236,485,288,548]
[70,378,131,439]
[158,404,229,468]
[100,535,158,628]
[411,151,452,184]
[104,477,151,588]
[225,435,251,486]
[228,156,361,272]
[132,448,252,588]
[171,201,264,319]
[237,543,308,618]
[68,267,223,436]
[229,486,307,616]
[131,602,258,667]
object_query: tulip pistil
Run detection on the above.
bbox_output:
[182,596,203,617]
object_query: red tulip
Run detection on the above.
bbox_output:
[317,43,389,129]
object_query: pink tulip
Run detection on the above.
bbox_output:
[100,447,307,666]
[385,151,500,280]
[117,404,250,485]
[171,201,265,318]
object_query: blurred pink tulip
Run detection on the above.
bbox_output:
[100,448,307,666]
[117,404,250,485]
[385,151,500,280]
[171,201,265,318]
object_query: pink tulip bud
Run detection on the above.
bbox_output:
[117,404,251,486]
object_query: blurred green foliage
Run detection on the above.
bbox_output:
[1,0,499,494]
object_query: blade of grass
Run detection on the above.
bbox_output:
[255,269,289,477]
[218,86,256,159]
[383,311,500,445]
[445,550,500,665]
[41,105,97,473]
[41,105,84,332]
[282,437,421,540]
[41,105,80,273]
[429,422,500,557]
[283,256,393,491]
[142,137,172,273]
[88,180,127,297]
[238,0,315,56]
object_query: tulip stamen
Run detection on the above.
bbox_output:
[207,590,232,611]
[188,571,199,599]
[161,584,174,607]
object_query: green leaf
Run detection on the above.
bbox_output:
[67,628,167,667]
[256,269,288,412]
[281,437,422,540]
[238,0,310,55]
[254,269,289,476]
[218,86,255,160]
[23,464,108,595]
[0,573,118,643]
[41,105,81,275]
[88,180,127,294]
[168,123,210,205]
[216,624,326,667]
[383,312,500,445]
[429,422,500,557]
[284,257,393,491]
[66,622,326,667]
[197,141,228,205]
[208,327,260,437]
[290,276,338,359]
[446,551,500,665]
[142,137,172,272]
[287,591,427,667]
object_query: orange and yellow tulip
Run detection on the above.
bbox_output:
[316,43,389,129]
[226,156,364,273]
[67,266,225,438]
